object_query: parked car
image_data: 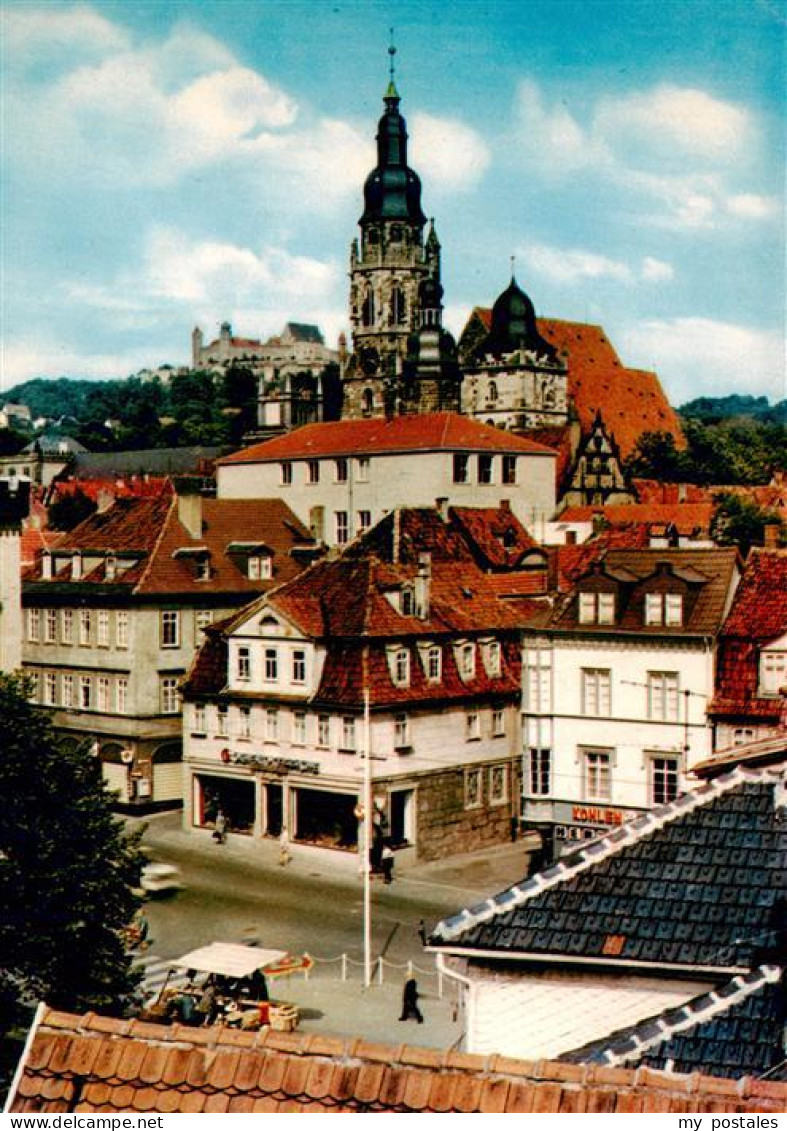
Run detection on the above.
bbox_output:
[140,862,183,896]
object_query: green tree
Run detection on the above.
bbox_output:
[0,675,144,1036]
[624,430,687,481]
[711,493,786,555]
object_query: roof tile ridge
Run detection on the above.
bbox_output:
[436,767,772,941]
[134,494,177,594]
[603,965,783,1068]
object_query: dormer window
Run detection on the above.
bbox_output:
[195,557,211,582]
[484,641,502,677]
[401,587,415,617]
[579,591,615,625]
[645,592,683,626]
[426,645,441,682]
[760,651,787,696]
[105,556,117,581]
[392,648,410,687]
[458,642,476,679]
[248,555,272,580]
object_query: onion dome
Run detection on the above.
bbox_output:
[485,276,556,358]
[361,84,427,225]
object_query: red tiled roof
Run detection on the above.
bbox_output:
[634,480,714,505]
[559,502,714,535]
[219,413,557,465]
[449,506,540,570]
[20,526,62,567]
[469,311,684,461]
[24,494,315,598]
[551,525,652,591]
[11,1009,784,1114]
[708,550,787,721]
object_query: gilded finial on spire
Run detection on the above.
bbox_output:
[385,28,399,99]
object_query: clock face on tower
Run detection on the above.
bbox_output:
[359,346,380,375]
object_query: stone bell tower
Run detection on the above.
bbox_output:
[342,46,458,419]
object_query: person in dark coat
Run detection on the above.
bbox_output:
[399,977,423,1023]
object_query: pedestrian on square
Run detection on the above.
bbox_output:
[214,810,227,844]
[418,919,427,946]
[381,843,394,884]
[279,829,292,866]
[399,977,423,1024]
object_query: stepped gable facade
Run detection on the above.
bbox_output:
[428,766,786,1075]
[181,506,526,861]
[708,548,787,751]
[21,485,316,811]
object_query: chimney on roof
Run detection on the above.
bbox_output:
[40,551,52,580]
[175,477,204,540]
[414,552,431,619]
[763,523,782,549]
[96,488,114,514]
[499,499,511,512]
[678,482,687,503]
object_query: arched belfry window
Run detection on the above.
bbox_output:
[362,388,374,417]
[391,287,407,325]
[362,290,375,327]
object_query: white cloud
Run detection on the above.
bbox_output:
[522,244,673,286]
[410,112,490,190]
[1,341,157,386]
[640,257,674,282]
[511,79,771,231]
[619,317,786,401]
[3,5,130,67]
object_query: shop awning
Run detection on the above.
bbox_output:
[171,943,287,978]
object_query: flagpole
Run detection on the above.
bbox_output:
[362,683,372,989]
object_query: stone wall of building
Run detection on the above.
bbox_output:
[411,756,521,862]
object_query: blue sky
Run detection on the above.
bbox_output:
[2,0,785,404]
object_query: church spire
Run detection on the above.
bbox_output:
[386,27,399,100]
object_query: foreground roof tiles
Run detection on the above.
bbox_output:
[10,1008,785,1113]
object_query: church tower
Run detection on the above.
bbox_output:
[342,48,459,419]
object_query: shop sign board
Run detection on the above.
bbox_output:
[222,749,320,776]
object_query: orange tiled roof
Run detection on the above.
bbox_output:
[559,502,715,535]
[10,1008,785,1114]
[470,311,684,461]
[219,413,557,465]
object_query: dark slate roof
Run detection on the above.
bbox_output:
[563,965,786,1082]
[430,769,787,972]
[68,447,226,479]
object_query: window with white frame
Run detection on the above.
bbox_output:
[502,455,517,485]
[237,646,251,681]
[44,671,57,706]
[529,748,551,796]
[651,755,679,805]
[97,609,110,648]
[195,609,212,636]
[317,714,330,747]
[478,454,493,485]
[485,641,502,677]
[426,645,441,682]
[27,608,40,643]
[193,702,206,733]
[665,593,683,626]
[334,511,349,545]
[79,609,92,646]
[492,708,505,736]
[356,457,370,482]
[44,609,57,644]
[733,727,755,746]
[247,555,273,580]
[489,764,507,805]
[27,672,39,701]
[61,609,74,645]
[760,651,787,695]
[264,647,278,682]
[195,557,211,582]
[582,668,611,717]
[97,676,110,712]
[293,711,306,745]
[579,591,615,625]
[464,768,482,809]
[335,458,348,483]
[238,706,251,739]
[647,671,680,721]
[280,461,293,485]
[292,650,306,683]
[584,749,612,801]
[341,716,356,751]
[393,648,410,687]
[61,674,74,709]
[115,610,128,649]
[357,510,372,534]
[160,677,179,715]
[265,708,278,741]
[79,675,92,710]
[217,705,228,736]
[116,678,128,715]
[524,648,552,714]
[160,610,179,648]
[645,593,662,625]
[453,454,470,484]
[307,460,320,484]
[466,710,481,741]
[459,642,476,680]
[394,713,410,749]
